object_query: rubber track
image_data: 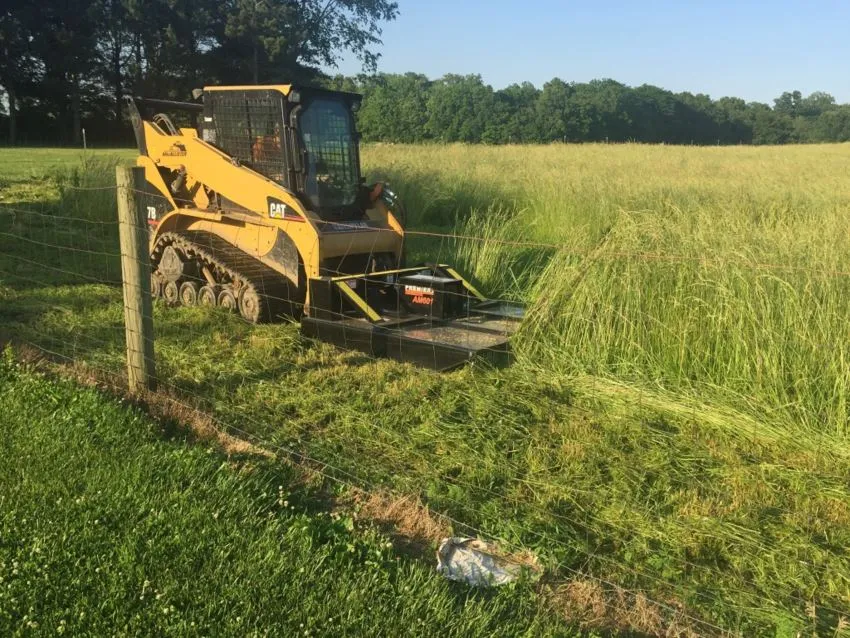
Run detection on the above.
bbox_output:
[151,230,300,321]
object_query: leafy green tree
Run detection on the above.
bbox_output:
[323,73,362,93]
[0,2,38,143]
[673,92,721,143]
[32,0,102,143]
[294,0,399,72]
[5,0,850,149]
[358,73,431,142]
[714,97,753,143]
[798,91,836,118]
[220,0,298,84]
[748,103,795,144]
[119,0,220,99]
[426,74,496,143]
[568,79,631,141]
[496,82,540,143]
[214,0,398,85]
[809,106,850,142]
[95,0,129,122]
[773,90,803,117]
[535,78,572,141]
[622,85,678,143]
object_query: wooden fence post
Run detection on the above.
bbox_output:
[116,166,156,393]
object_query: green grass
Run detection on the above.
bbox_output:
[2,145,850,635]
[0,353,568,637]
[0,148,134,184]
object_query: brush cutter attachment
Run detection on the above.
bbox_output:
[301,265,524,370]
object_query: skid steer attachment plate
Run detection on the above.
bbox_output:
[301,265,524,370]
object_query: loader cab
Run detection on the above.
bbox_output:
[201,85,363,221]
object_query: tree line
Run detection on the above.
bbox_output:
[335,74,850,145]
[1,2,848,147]
[0,0,398,146]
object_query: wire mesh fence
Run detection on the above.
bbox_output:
[0,165,849,636]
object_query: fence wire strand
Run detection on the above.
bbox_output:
[7,333,734,637]
[1,179,849,635]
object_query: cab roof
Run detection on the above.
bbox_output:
[203,84,362,105]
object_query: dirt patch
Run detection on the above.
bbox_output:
[343,488,451,555]
[544,579,704,637]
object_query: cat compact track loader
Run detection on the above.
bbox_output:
[126,85,523,370]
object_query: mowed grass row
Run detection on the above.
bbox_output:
[2,146,850,634]
[0,354,565,637]
[7,283,849,635]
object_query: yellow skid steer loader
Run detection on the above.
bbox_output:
[126,85,522,370]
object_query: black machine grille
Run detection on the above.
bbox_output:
[204,90,289,187]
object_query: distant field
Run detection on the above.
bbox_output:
[0,148,134,183]
[1,143,849,635]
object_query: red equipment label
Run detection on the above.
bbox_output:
[405,285,434,306]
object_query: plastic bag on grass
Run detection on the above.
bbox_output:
[436,537,539,587]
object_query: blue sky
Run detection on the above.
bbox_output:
[327,0,850,104]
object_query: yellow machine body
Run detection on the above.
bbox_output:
[133,85,403,310]
[126,85,523,370]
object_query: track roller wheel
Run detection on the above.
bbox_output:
[198,285,218,307]
[151,274,163,299]
[217,289,237,311]
[238,287,265,323]
[163,281,180,306]
[179,281,198,306]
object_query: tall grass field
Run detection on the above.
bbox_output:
[1,143,850,635]
[369,143,850,434]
